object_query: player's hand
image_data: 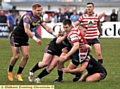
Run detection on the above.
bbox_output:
[99,33,102,38]
[62,47,68,53]
[60,55,68,61]
[58,28,65,36]
[36,39,42,46]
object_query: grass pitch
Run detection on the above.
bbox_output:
[0,38,120,89]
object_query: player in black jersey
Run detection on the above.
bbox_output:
[63,54,107,82]
[28,35,70,83]
[8,3,57,82]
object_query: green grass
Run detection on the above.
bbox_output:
[0,38,120,89]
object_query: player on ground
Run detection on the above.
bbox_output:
[63,49,107,82]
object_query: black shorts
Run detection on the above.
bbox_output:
[86,38,100,46]
[44,44,62,56]
[10,34,29,47]
[88,69,107,80]
[71,50,80,66]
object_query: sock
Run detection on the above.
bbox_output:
[8,65,14,72]
[17,66,24,74]
[31,63,40,73]
[58,70,63,80]
[37,68,49,79]
[98,59,103,64]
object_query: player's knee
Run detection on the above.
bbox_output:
[23,54,29,60]
[46,66,54,73]
[13,54,20,60]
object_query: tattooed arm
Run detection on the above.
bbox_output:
[23,23,34,38]
[24,23,42,45]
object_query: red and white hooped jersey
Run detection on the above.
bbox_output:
[78,13,100,40]
[67,28,89,62]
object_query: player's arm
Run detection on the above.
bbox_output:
[99,12,105,19]
[63,61,88,73]
[65,42,79,58]
[97,21,102,37]
[41,22,56,37]
[56,28,66,44]
[73,21,80,27]
[24,23,42,45]
[24,23,34,37]
[56,35,66,44]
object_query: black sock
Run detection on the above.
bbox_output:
[98,59,103,64]
[37,69,49,79]
[31,63,40,73]
[58,70,63,80]
[8,65,14,72]
[17,66,24,74]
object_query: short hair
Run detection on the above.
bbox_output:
[79,24,88,29]
[87,2,94,7]
[63,19,72,26]
[32,3,41,9]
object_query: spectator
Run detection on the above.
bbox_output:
[70,8,79,22]
[57,8,62,19]
[64,7,72,19]
[42,10,49,23]
[0,10,7,23]
[54,10,58,23]
[110,9,118,21]
[15,14,21,25]
[58,10,68,22]
[49,12,57,23]
[7,10,15,36]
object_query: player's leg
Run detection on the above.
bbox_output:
[15,46,29,82]
[79,72,89,82]
[85,73,103,82]
[93,43,103,64]
[28,53,53,82]
[34,55,59,83]
[71,50,83,82]
[54,48,68,82]
[8,46,20,82]
[57,47,68,70]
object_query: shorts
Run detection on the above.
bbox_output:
[88,70,107,80]
[100,72,107,80]
[10,34,29,47]
[71,50,80,66]
[44,44,62,56]
[86,38,100,46]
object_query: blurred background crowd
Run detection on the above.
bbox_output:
[0,0,119,25]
